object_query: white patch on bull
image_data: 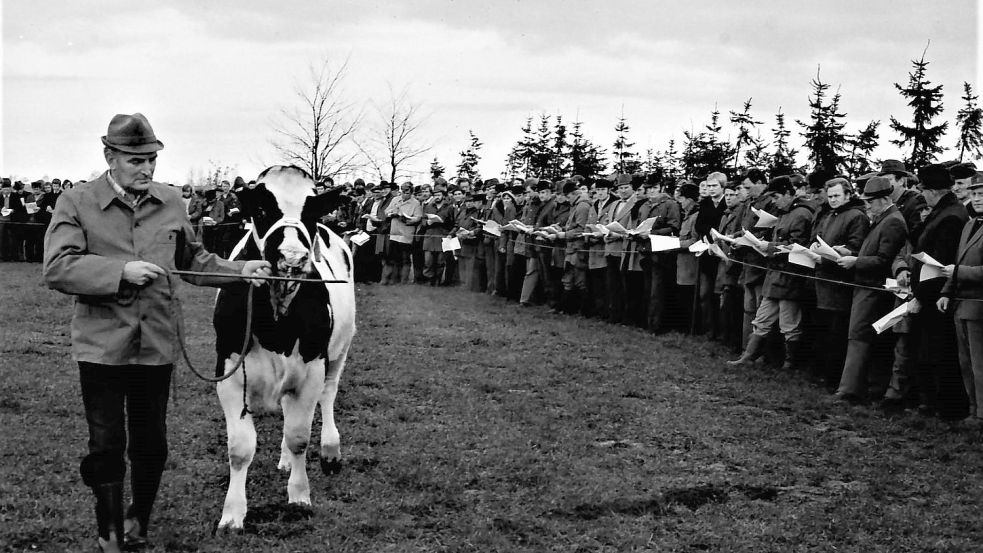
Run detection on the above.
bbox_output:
[260,167,312,220]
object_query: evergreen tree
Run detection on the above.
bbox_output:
[456,130,482,182]
[569,119,607,179]
[504,117,536,179]
[529,113,555,177]
[771,107,798,174]
[845,121,880,177]
[612,110,642,174]
[729,98,764,169]
[680,106,736,177]
[889,48,948,168]
[429,157,445,181]
[664,139,679,180]
[797,69,848,172]
[551,115,570,178]
[955,81,983,162]
[643,148,667,182]
[743,131,771,170]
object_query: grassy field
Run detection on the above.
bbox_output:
[2,261,983,552]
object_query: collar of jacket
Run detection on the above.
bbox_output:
[790,196,817,214]
[895,189,917,206]
[95,171,163,210]
[922,192,960,222]
[835,197,866,214]
[872,204,900,225]
[646,192,671,206]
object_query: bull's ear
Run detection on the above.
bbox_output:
[301,186,347,222]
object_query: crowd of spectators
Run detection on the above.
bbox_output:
[8,160,983,426]
[339,161,983,426]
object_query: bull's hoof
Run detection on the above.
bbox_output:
[277,459,291,473]
[320,457,342,475]
[214,517,245,536]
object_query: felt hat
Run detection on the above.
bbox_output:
[966,171,983,190]
[561,180,578,194]
[593,179,612,189]
[535,179,553,192]
[523,177,539,188]
[860,176,894,200]
[917,164,954,190]
[614,173,633,187]
[949,162,978,180]
[766,176,793,195]
[101,113,164,154]
[878,159,914,178]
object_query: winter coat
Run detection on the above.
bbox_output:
[811,197,870,311]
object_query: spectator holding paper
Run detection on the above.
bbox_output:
[729,176,816,370]
[834,176,909,403]
[809,177,869,389]
[421,188,456,286]
[905,164,969,419]
[940,171,983,425]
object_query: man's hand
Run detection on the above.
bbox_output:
[242,260,272,287]
[942,264,954,279]
[908,297,922,314]
[122,261,165,286]
[937,297,950,312]
[836,255,858,269]
[896,270,910,287]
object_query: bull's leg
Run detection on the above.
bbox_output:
[277,437,291,473]
[319,350,349,474]
[280,358,326,505]
[216,355,255,530]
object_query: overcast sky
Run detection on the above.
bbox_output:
[2,0,980,184]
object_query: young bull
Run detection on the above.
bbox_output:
[212,165,356,530]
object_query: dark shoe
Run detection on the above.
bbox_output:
[780,340,802,371]
[122,518,148,551]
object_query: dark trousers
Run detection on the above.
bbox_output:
[605,256,627,324]
[815,309,850,389]
[508,255,525,301]
[641,257,670,332]
[719,285,744,352]
[698,260,719,337]
[587,268,608,319]
[79,363,172,529]
[412,240,426,283]
[916,307,969,420]
[537,249,560,307]
[423,250,445,284]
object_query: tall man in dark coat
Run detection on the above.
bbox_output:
[835,176,909,402]
[809,178,869,389]
[695,172,727,337]
[634,179,682,333]
[906,164,969,419]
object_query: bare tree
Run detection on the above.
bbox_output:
[271,56,361,182]
[356,85,430,184]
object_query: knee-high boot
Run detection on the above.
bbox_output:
[93,482,124,553]
[728,334,767,366]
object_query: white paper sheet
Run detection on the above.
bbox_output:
[872,301,913,334]
[630,217,657,235]
[441,236,462,252]
[350,231,371,246]
[688,239,710,256]
[788,244,819,268]
[650,235,681,251]
[25,202,39,214]
[483,220,502,237]
[814,236,842,261]
[751,207,778,228]
[605,221,629,235]
[912,252,945,280]
[710,228,736,243]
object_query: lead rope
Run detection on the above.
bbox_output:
[166,272,254,418]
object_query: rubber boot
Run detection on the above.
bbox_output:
[727,334,767,366]
[551,290,567,314]
[399,264,411,284]
[566,289,581,315]
[781,340,802,371]
[94,482,124,553]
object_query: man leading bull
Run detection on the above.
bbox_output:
[43,113,271,552]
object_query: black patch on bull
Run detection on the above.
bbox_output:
[214,280,333,375]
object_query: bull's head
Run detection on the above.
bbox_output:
[235,165,349,317]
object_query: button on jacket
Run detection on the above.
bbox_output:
[43,173,245,366]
